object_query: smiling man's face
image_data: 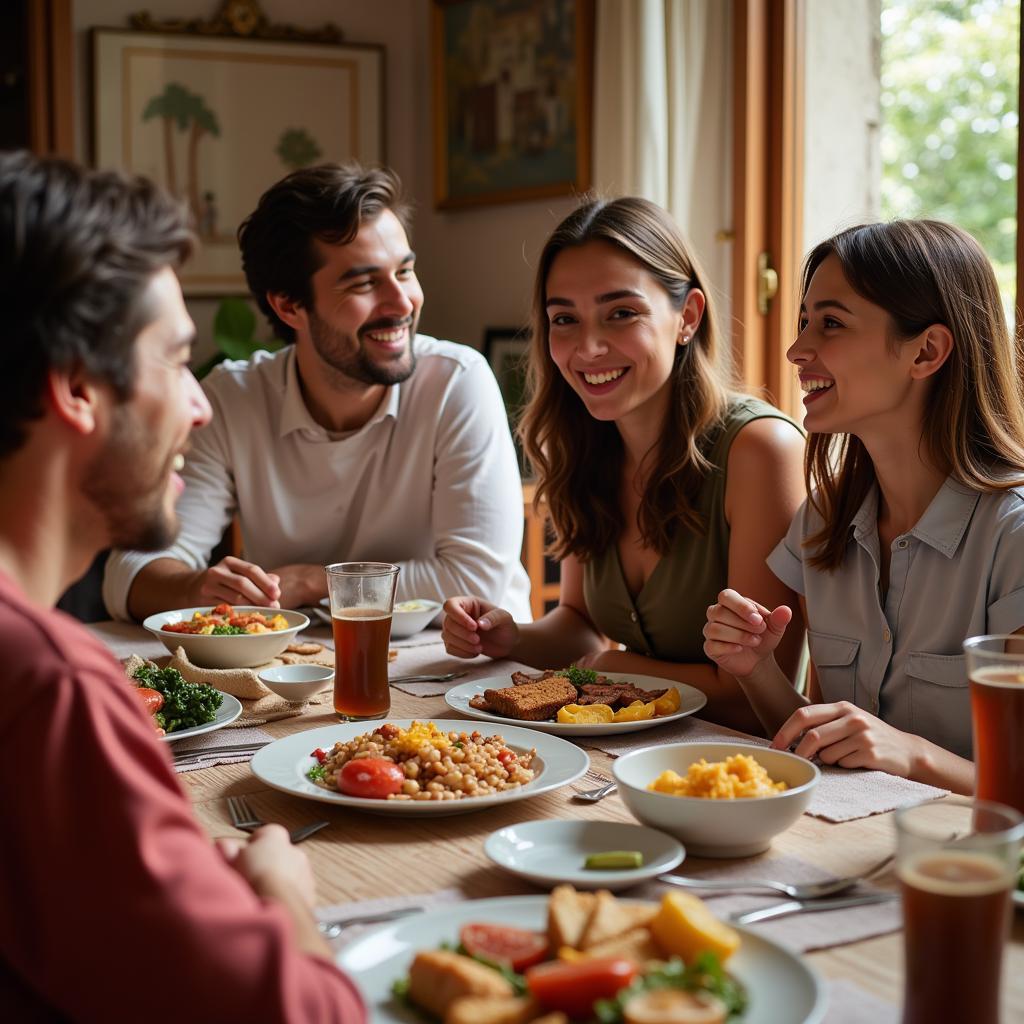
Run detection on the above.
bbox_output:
[82,267,211,550]
[300,210,424,387]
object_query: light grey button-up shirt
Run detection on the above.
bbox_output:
[103,336,532,623]
[768,478,1024,759]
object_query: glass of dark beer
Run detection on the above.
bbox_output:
[325,562,399,721]
[895,797,1023,1024]
[964,634,1024,815]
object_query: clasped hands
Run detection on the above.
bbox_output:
[704,588,918,778]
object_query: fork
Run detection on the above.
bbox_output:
[226,795,330,845]
[390,671,465,684]
[573,768,618,802]
[657,850,895,900]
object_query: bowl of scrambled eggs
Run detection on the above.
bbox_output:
[613,742,819,857]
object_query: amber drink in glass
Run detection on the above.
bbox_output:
[895,797,1023,1024]
[964,634,1024,815]
[326,562,399,721]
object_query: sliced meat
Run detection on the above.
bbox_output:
[469,694,493,711]
[510,669,564,686]
[577,682,667,709]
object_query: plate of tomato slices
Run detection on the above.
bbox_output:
[335,895,826,1023]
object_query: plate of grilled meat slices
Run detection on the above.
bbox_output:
[444,668,707,736]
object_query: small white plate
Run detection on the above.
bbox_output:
[161,691,242,742]
[485,819,685,891]
[445,671,707,736]
[250,719,589,817]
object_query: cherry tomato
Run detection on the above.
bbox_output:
[134,687,164,715]
[525,958,639,1019]
[460,923,548,972]
[337,758,405,799]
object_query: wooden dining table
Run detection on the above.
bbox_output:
[98,622,1024,1020]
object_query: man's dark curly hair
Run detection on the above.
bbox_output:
[237,162,411,343]
[0,150,193,458]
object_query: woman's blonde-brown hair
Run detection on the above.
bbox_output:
[803,219,1024,570]
[519,196,735,561]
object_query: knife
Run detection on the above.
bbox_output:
[730,891,897,925]
[317,906,424,938]
[172,742,270,763]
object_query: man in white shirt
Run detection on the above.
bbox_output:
[104,163,531,622]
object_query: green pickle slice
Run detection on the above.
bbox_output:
[583,850,644,870]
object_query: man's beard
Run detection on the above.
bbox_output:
[308,308,417,386]
[82,405,178,552]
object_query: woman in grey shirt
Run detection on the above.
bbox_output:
[703,220,1024,794]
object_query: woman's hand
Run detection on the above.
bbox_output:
[771,701,920,778]
[703,589,792,678]
[442,596,519,659]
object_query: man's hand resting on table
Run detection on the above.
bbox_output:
[187,558,326,610]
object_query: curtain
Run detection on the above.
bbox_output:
[592,0,733,326]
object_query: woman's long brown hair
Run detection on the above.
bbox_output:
[802,220,1024,570]
[518,196,736,561]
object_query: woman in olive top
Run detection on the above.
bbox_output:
[442,196,806,733]
[703,220,1024,791]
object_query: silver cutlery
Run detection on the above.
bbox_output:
[657,851,895,901]
[317,906,424,939]
[569,770,614,802]
[730,891,897,925]
[390,671,465,684]
[173,741,269,765]
[226,794,330,845]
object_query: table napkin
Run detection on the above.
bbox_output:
[823,979,898,1024]
[644,852,901,954]
[170,725,273,773]
[388,647,529,698]
[586,717,949,822]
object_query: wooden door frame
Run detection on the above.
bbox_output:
[27,0,74,157]
[731,0,805,418]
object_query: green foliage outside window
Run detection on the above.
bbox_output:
[881,0,1020,317]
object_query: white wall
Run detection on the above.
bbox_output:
[72,0,576,357]
[802,0,882,253]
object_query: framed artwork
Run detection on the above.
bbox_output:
[92,28,383,295]
[432,0,593,209]
[484,326,531,472]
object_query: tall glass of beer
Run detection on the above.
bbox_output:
[895,797,1023,1024]
[964,634,1024,815]
[325,562,399,721]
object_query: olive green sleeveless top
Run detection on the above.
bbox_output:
[582,397,800,663]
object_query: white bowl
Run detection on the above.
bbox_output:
[613,742,820,858]
[258,664,334,703]
[143,606,310,669]
[390,599,441,638]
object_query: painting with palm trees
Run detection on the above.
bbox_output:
[93,29,383,294]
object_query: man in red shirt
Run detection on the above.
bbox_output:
[0,151,366,1022]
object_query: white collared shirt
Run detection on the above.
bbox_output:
[103,336,532,622]
[769,477,1024,759]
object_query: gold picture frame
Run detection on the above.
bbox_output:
[431,0,593,210]
[92,28,384,295]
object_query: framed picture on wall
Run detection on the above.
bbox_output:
[92,28,384,295]
[431,0,594,209]
[484,326,531,471]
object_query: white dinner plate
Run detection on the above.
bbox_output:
[336,895,827,1024]
[161,691,242,742]
[485,819,685,891]
[250,719,589,817]
[444,672,707,736]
